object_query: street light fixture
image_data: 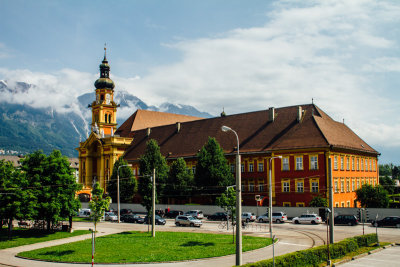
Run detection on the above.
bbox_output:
[221,125,242,266]
[326,208,332,266]
[117,164,131,223]
[269,156,282,239]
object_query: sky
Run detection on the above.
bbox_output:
[0,0,400,164]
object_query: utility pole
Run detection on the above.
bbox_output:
[152,168,156,237]
[328,158,334,244]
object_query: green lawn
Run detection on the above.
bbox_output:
[0,228,90,249]
[18,231,271,263]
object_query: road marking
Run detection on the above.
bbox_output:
[278,242,310,247]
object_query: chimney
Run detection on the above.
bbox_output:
[268,107,275,122]
[176,122,181,133]
[147,127,151,136]
[297,106,303,122]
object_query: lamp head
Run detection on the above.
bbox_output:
[221,125,232,132]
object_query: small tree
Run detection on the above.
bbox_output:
[309,195,328,207]
[356,184,389,208]
[165,158,194,202]
[138,139,168,223]
[379,176,395,194]
[89,182,110,234]
[216,187,236,243]
[195,137,234,203]
[107,158,137,203]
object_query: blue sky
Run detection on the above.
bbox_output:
[1,0,400,164]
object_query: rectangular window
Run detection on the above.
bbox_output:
[361,159,364,171]
[334,181,338,193]
[352,157,355,170]
[335,203,339,208]
[282,157,289,171]
[310,155,318,170]
[369,160,372,171]
[341,202,345,207]
[296,157,303,170]
[340,157,344,170]
[346,157,350,170]
[258,182,264,192]
[352,180,355,191]
[357,180,360,189]
[341,180,344,193]
[311,181,319,193]
[258,163,264,172]
[296,202,305,207]
[249,182,254,192]
[249,163,254,172]
[334,156,338,170]
[365,159,368,171]
[346,180,350,192]
[192,166,196,174]
[296,181,304,192]
[241,184,245,192]
[283,202,291,207]
[230,164,235,173]
[283,180,290,192]
[356,158,359,171]
[347,201,350,207]
[373,160,376,171]
[241,164,244,172]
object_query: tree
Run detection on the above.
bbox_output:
[165,158,194,202]
[0,160,35,239]
[356,184,389,208]
[89,182,110,251]
[195,137,234,202]
[89,182,110,232]
[107,158,137,203]
[21,150,81,231]
[216,187,236,243]
[138,139,169,219]
[309,195,328,207]
[379,164,392,177]
[379,176,395,194]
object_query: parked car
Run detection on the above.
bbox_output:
[120,209,133,215]
[164,210,184,218]
[175,215,203,227]
[242,212,256,222]
[144,215,166,225]
[184,210,204,219]
[292,214,322,224]
[78,209,91,217]
[104,212,118,222]
[122,214,144,224]
[257,212,288,223]
[333,215,358,226]
[372,216,400,227]
[208,212,229,221]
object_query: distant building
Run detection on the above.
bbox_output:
[77,51,379,207]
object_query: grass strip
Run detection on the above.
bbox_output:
[0,228,90,249]
[18,231,271,263]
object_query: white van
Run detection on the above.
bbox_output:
[78,209,91,217]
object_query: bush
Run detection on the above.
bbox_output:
[243,234,377,267]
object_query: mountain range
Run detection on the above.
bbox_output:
[0,80,213,157]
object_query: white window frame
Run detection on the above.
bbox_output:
[296,181,304,193]
[282,157,289,171]
[283,181,290,192]
[258,162,264,172]
[296,157,303,170]
[249,163,254,172]
[310,156,318,170]
[311,181,319,193]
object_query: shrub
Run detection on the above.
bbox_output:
[243,234,376,267]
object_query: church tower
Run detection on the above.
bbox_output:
[90,46,117,137]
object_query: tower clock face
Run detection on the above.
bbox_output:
[105,93,110,104]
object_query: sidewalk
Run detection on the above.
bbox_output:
[338,245,400,267]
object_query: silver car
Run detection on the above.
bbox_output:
[292,214,322,224]
[175,215,202,227]
[104,212,118,222]
[257,212,288,223]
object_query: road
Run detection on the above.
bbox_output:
[0,219,399,267]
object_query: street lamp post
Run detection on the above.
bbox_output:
[326,208,332,266]
[117,164,131,223]
[269,156,282,239]
[221,125,242,266]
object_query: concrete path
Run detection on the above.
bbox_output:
[338,245,400,267]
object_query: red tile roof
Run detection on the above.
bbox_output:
[115,109,203,137]
[123,104,378,161]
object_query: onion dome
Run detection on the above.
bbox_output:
[94,47,115,89]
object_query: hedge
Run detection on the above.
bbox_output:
[243,234,377,267]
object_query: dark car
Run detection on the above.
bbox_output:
[208,212,229,221]
[372,216,400,227]
[164,210,184,218]
[144,215,166,225]
[122,214,144,224]
[120,209,133,215]
[334,215,358,226]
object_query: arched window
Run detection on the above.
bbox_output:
[108,114,112,123]
[104,114,107,123]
